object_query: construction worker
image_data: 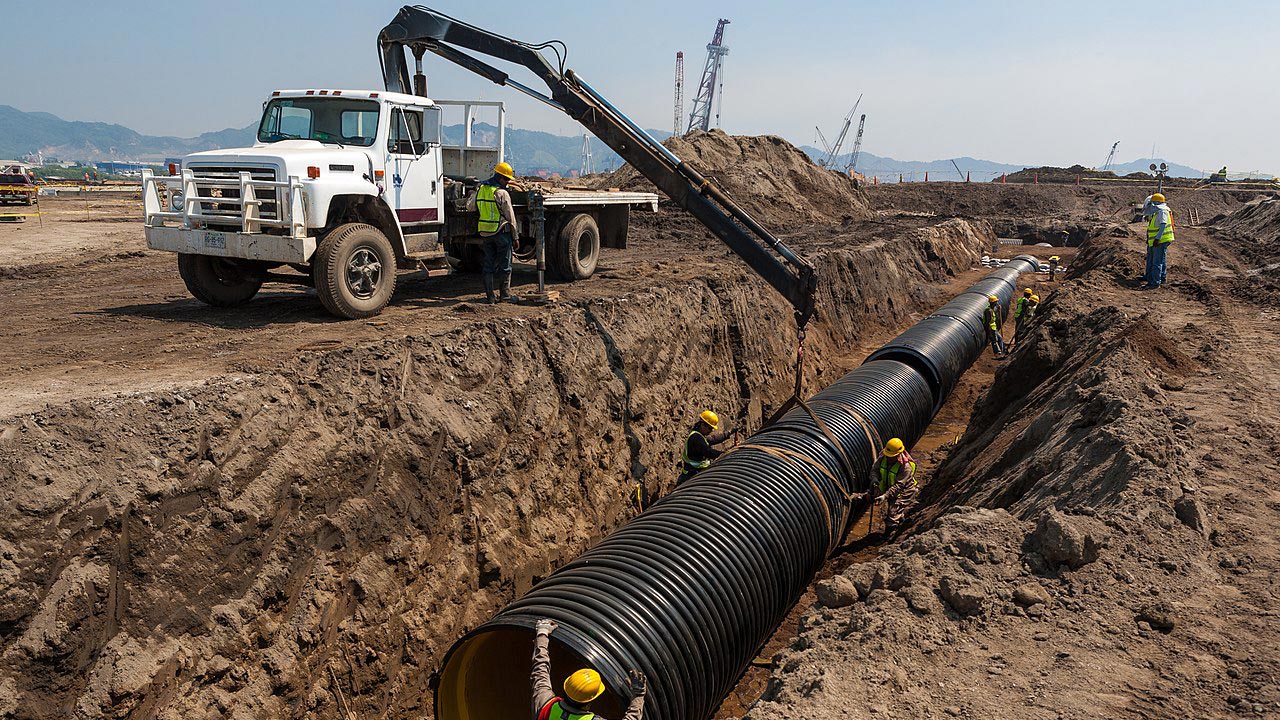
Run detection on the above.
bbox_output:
[1211,166,1228,183]
[1013,288,1033,340]
[1048,255,1060,281]
[1144,192,1174,289]
[677,410,735,486]
[983,295,1006,358]
[871,438,918,535]
[533,619,646,720]
[465,162,520,304]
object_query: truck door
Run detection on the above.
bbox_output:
[386,104,444,227]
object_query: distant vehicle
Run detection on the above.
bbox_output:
[142,90,658,319]
[0,173,38,206]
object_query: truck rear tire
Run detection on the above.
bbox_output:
[552,212,600,280]
[177,254,262,307]
[314,222,397,319]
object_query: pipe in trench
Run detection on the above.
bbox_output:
[434,256,1041,720]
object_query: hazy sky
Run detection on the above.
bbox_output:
[6,0,1278,173]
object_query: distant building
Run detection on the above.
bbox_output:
[95,161,149,174]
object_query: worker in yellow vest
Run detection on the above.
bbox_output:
[983,295,1006,358]
[1144,192,1174,289]
[1013,288,1033,342]
[871,438,918,534]
[465,162,520,303]
[532,619,646,720]
[677,410,736,486]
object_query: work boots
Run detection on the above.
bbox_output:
[499,273,519,304]
[482,273,497,304]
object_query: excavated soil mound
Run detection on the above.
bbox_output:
[1211,197,1280,305]
[1003,165,1119,183]
[593,129,872,227]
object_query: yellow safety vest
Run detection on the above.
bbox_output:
[876,458,918,494]
[476,183,502,234]
[540,699,594,720]
[984,305,999,331]
[1014,297,1028,318]
[1147,209,1174,246]
[683,431,710,469]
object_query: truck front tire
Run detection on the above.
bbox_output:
[177,254,262,307]
[314,222,397,319]
[552,213,600,280]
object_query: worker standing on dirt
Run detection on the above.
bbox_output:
[677,410,736,486]
[1013,288,1033,340]
[533,619,646,720]
[984,295,1007,358]
[1014,292,1041,346]
[465,162,521,304]
[1144,192,1175,289]
[871,438,918,535]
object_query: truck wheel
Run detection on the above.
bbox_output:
[552,213,600,280]
[177,253,262,307]
[455,243,483,273]
[314,222,397,319]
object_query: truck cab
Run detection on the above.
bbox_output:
[142,89,656,318]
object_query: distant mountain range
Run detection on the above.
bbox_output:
[2,103,1218,179]
[798,145,1208,180]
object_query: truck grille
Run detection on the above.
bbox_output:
[189,165,281,226]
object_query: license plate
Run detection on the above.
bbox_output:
[203,231,227,249]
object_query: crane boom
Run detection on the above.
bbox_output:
[846,114,866,173]
[378,5,817,325]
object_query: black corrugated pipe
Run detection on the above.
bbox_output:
[434,263,1036,720]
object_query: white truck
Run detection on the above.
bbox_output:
[142,91,657,318]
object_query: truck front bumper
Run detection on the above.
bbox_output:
[145,226,316,264]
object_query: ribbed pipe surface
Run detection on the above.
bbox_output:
[435,263,1036,720]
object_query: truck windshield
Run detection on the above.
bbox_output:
[258,97,380,147]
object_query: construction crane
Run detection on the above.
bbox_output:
[580,134,594,176]
[816,95,861,169]
[379,6,817,326]
[1101,141,1120,172]
[673,51,684,137]
[950,159,964,181]
[846,114,866,173]
[686,19,730,134]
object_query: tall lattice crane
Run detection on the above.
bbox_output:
[815,95,861,168]
[673,51,684,137]
[580,134,594,176]
[687,19,730,133]
[846,114,866,173]
[1101,141,1120,172]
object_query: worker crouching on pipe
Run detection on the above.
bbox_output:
[533,619,647,720]
[872,438,918,535]
[676,410,738,486]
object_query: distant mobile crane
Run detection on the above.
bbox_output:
[815,95,861,169]
[687,19,730,133]
[1101,141,1120,172]
[846,114,866,173]
[673,51,684,137]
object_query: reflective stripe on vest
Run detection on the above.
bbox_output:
[540,699,595,720]
[1147,208,1174,246]
[984,306,999,331]
[1014,297,1027,318]
[876,458,918,494]
[683,431,710,469]
[477,182,501,234]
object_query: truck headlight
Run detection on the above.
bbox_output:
[170,191,185,212]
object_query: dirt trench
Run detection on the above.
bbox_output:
[0,216,994,718]
[749,218,1280,718]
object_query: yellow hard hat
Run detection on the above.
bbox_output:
[1151,192,1166,203]
[1031,295,1040,302]
[564,669,606,704]
[1023,288,1033,296]
[987,295,999,303]
[699,410,720,430]
[494,162,515,180]
[883,438,905,457]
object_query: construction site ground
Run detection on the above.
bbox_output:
[1,135,1276,720]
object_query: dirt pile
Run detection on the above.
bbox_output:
[751,228,1280,718]
[593,129,872,227]
[1002,165,1118,183]
[1210,197,1280,305]
[0,215,992,718]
